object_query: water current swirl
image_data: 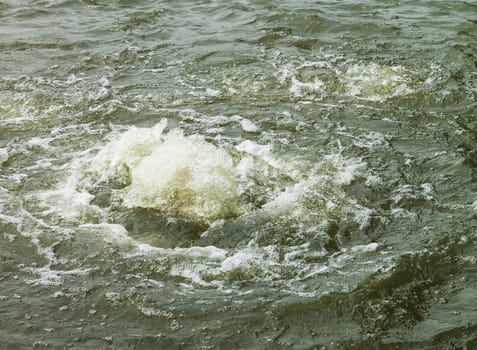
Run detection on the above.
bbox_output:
[1,1,477,349]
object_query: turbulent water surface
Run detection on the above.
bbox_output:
[1,1,477,349]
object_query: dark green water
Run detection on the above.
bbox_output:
[1,1,477,349]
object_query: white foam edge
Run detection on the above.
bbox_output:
[24,266,94,286]
[239,118,260,132]
[349,242,379,253]
[0,148,9,165]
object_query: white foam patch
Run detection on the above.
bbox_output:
[138,306,175,319]
[175,245,228,261]
[79,223,137,249]
[289,76,325,97]
[0,148,8,165]
[27,137,54,150]
[151,240,391,294]
[277,58,416,102]
[277,62,329,98]
[25,266,93,286]
[36,182,104,224]
[328,155,366,185]
[165,245,283,288]
[0,187,22,224]
[471,200,477,211]
[339,63,414,101]
[234,140,287,173]
[239,118,260,133]
[349,242,379,253]
[263,154,366,218]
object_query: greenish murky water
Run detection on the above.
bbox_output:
[1,1,477,349]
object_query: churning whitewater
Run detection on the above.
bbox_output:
[1,0,477,349]
[30,116,381,292]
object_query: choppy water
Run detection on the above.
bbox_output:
[1,1,477,349]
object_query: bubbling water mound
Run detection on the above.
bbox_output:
[34,118,373,259]
[125,140,238,222]
[26,118,379,290]
[88,119,242,222]
[34,119,305,243]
